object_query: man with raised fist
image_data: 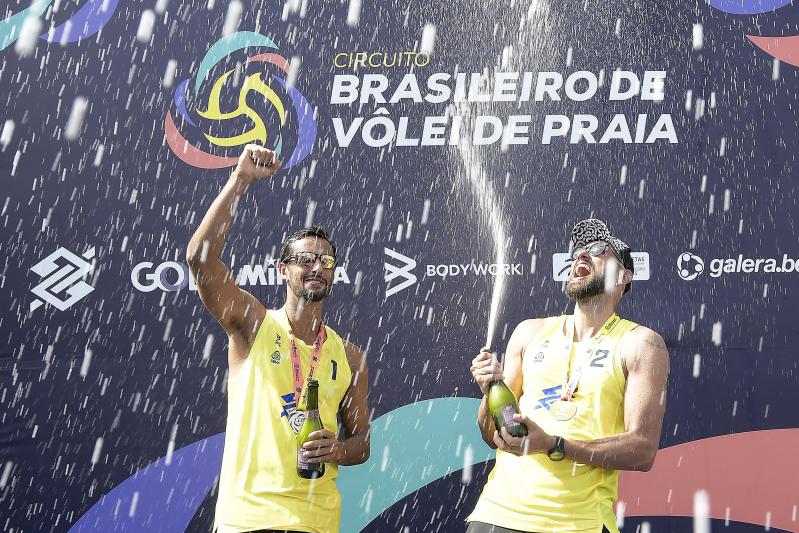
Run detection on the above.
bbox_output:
[186,145,370,533]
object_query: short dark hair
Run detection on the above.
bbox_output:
[279,225,337,263]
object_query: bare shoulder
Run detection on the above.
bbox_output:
[621,326,670,374]
[342,339,368,374]
[511,318,550,343]
[623,326,668,351]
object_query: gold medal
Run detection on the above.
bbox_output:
[550,399,578,421]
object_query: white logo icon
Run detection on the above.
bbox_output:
[384,248,417,297]
[677,252,704,281]
[552,252,651,281]
[30,247,96,312]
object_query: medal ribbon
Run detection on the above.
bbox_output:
[559,313,621,401]
[286,313,327,408]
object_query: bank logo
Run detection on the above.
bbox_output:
[1,0,120,52]
[384,248,417,297]
[165,31,316,169]
[29,246,96,312]
[677,252,705,281]
[533,385,563,411]
[552,252,651,281]
[709,0,799,67]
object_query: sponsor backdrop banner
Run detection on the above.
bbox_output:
[2,0,798,532]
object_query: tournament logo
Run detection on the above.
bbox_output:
[709,0,799,67]
[1,0,120,52]
[165,31,317,170]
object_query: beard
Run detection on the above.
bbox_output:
[564,271,606,302]
[289,276,331,302]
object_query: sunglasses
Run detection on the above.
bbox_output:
[569,241,616,261]
[283,251,337,270]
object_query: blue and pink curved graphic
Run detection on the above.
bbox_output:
[68,397,799,532]
[0,0,120,51]
[709,0,799,67]
[164,31,317,170]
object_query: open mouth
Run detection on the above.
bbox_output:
[573,262,592,279]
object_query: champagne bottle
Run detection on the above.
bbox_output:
[488,380,528,439]
[297,379,325,479]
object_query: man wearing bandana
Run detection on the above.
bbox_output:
[467,219,669,533]
[187,145,370,533]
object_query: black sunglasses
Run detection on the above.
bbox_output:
[283,251,337,270]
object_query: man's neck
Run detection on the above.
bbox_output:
[572,296,617,341]
[282,296,324,344]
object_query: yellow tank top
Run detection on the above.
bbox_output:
[468,314,639,533]
[214,309,352,533]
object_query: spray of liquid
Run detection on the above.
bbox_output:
[450,0,553,351]
[454,107,507,351]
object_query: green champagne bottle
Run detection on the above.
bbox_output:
[488,379,528,438]
[297,379,325,479]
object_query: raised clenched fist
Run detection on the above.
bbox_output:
[233,144,282,183]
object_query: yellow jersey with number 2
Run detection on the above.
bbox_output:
[468,314,639,533]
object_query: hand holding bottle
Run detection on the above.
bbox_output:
[470,347,504,395]
[301,429,343,464]
[493,414,554,456]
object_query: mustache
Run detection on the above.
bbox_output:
[303,274,328,285]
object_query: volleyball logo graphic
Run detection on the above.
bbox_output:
[709,0,799,67]
[0,0,119,51]
[165,31,316,170]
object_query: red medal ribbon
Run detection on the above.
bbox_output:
[287,314,327,407]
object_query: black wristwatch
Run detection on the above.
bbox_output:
[547,436,566,461]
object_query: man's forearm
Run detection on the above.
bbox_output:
[477,396,498,449]
[187,172,251,262]
[562,432,657,471]
[337,431,370,466]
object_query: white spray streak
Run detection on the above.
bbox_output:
[64,96,88,141]
[223,1,243,37]
[455,107,507,349]
[0,120,15,151]
[136,10,155,42]
[15,16,42,57]
[693,489,710,533]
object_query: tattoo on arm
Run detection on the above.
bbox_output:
[642,337,667,350]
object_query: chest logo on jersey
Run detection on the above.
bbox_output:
[271,351,281,364]
[279,392,305,434]
[530,339,551,362]
[533,385,563,411]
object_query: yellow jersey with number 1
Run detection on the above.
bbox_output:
[214,309,352,533]
[468,314,639,533]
